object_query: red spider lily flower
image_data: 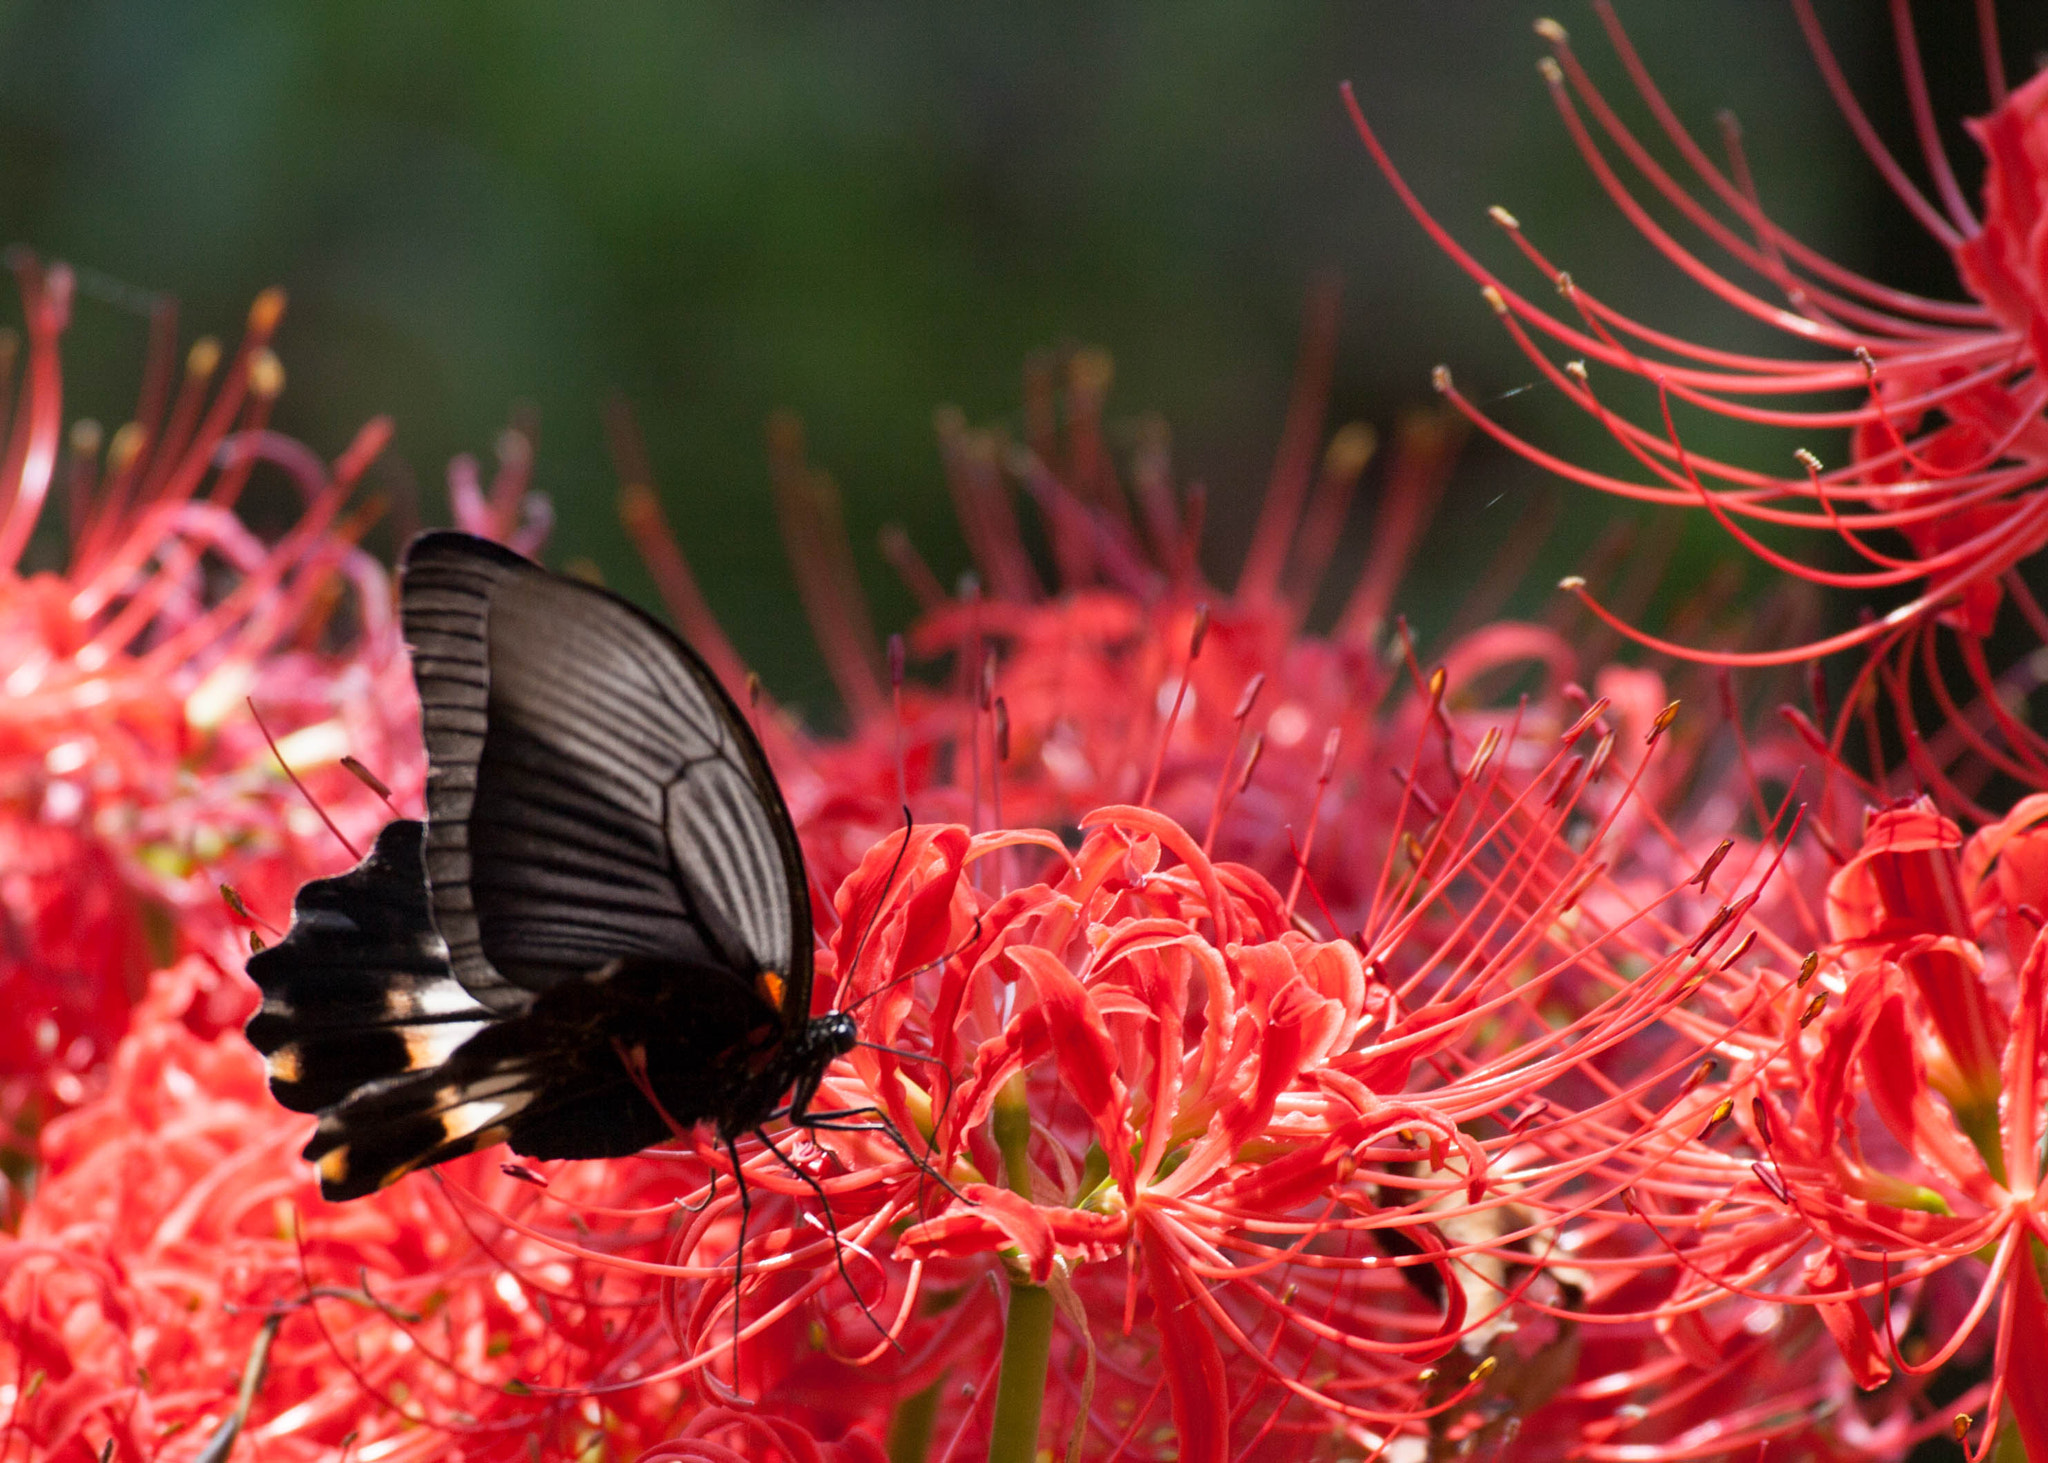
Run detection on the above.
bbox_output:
[602,318,1896,1458]
[457,665,1795,1461]
[1343,4,2048,815]
[0,257,418,1143]
[1609,795,2048,1461]
[0,952,707,1461]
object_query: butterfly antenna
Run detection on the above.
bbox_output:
[248,696,362,860]
[846,911,983,1017]
[753,1125,902,1353]
[833,807,917,1010]
[853,1040,947,1066]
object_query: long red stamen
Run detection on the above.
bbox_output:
[1240,275,1342,606]
[1202,672,1265,856]
[1141,602,1207,808]
[248,696,359,860]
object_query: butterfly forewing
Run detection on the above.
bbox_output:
[400,532,811,1015]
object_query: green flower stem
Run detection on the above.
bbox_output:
[988,1072,1051,1463]
[885,1378,943,1463]
[988,1282,1055,1463]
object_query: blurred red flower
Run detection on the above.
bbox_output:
[0,258,418,1153]
[2,953,709,1461]
[1346,3,2048,819]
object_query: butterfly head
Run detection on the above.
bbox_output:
[814,1011,857,1058]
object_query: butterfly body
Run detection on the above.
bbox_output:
[246,532,852,1201]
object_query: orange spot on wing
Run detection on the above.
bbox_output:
[757,969,788,1013]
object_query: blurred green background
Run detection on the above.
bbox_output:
[1,1,2041,723]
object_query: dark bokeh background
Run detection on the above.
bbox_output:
[0,1,2040,723]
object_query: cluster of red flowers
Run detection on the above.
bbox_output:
[5,3,2048,1460]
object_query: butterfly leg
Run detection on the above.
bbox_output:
[752,1125,901,1352]
[788,1102,971,1207]
[723,1133,750,1396]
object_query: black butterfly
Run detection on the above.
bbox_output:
[245,531,859,1202]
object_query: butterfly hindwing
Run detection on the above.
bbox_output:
[246,819,499,1117]
[300,952,793,1198]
